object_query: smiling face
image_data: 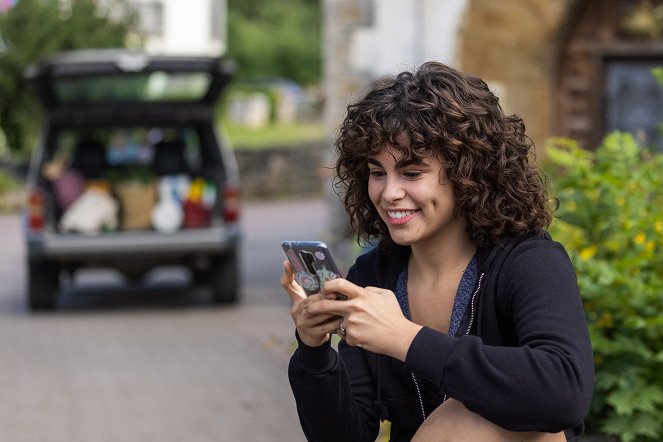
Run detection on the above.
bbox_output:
[367,147,468,250]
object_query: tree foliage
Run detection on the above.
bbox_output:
[226,0,321,86]
[0,0,136,155]
[545,133,663,442]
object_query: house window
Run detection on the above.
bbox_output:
[604,57,663,151]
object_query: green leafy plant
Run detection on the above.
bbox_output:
[226,0,321,85]
[0,168,22,212]
[544,133,663,441]
[106,165,154,185]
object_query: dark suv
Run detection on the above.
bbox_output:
[23,49,241,310]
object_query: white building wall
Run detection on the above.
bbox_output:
[351,0,468,76]
[132,0,226,56]
[323,0,470,265]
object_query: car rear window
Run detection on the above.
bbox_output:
[52,71,213,103]
[51,126,204,172]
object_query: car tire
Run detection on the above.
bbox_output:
[27,259,60,310]
[208,251,240,304]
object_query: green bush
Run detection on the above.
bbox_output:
[0,168,23,212]
[226,0,321,86]
[544,133,663,441]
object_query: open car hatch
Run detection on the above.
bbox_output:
[25,49,235,111]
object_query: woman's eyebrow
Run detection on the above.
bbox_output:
[395,158,429,168]
[367,157,430,168]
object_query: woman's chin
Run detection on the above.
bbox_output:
[389,234,415,247]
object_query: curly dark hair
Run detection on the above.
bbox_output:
[334,61,553,248]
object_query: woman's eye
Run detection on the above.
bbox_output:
[403,171,422,179]
[368,169,385,177]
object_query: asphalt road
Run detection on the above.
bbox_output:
[0,198,331,442]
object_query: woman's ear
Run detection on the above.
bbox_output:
[438,167,451,185]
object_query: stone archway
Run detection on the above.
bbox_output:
[555,0,663,150]
[457,0,574,156]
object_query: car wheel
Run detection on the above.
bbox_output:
[208,252,240,304]
[27,259,60,310]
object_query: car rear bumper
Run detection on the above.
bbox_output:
[26,226,240,260]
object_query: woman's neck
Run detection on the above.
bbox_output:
[408,234,476,283]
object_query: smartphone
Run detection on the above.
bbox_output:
[281,240,344,296]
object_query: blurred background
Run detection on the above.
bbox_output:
[1,1,663,441]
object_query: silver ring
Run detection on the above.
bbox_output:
[337,326,346,337]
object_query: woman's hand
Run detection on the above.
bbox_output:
[313,278,423,361]
[280,260,342,347]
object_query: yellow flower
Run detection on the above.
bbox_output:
[579,245,597,261]
[655,220,663,233]
[634,232,646,245]
[645,241,655,253]
[616,197,625,207]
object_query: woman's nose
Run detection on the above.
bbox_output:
[382,176,405,202]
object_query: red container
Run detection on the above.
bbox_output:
[183,200,211,228]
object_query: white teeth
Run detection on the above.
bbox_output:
[387,210,416,219]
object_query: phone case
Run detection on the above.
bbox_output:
[282,241,342,295]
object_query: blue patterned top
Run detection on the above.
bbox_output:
[395,256,478,336]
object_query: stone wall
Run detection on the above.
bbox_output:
[0,144,329,213]
[234,142,329,200]
[459,0,575,156]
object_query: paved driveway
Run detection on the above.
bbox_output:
[0,198,330,442]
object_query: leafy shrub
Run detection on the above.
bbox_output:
[0,168,20,193]
[0,168,23,212]
[544,133,663,441]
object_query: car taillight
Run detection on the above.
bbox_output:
[223,185,240,224]
[27,187,45,231]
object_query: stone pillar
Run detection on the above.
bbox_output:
[322,0,375,273]
[458,0,573,157]
[322,0,468,270]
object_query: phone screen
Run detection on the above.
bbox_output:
[282,241,342,295]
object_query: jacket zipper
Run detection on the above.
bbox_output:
[411,272,486,422]
[465,272,485,336]
[440,272,485,406]
[411,373,426,420]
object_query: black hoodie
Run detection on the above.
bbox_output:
[288,232,594,441]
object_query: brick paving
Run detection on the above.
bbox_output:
[0,214,306,442]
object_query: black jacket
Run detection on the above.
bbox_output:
[288,232,595,441]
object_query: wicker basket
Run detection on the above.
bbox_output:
[114,181,156,230]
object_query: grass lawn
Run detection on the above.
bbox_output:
[222,120,326,150]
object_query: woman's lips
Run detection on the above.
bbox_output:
[385,209,419,225]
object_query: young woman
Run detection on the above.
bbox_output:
[281,62,594,441]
